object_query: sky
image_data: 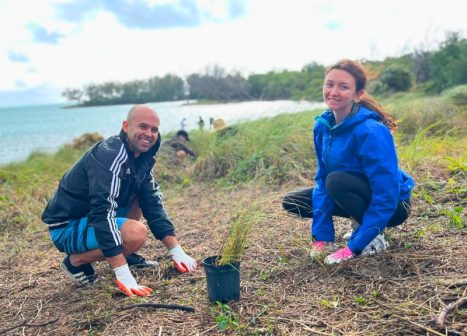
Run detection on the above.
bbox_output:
[1,0,466,107]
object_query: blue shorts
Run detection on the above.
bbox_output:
[49,207,129,255]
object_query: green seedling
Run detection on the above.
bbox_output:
[354,295,367,305]
[211,302,240,331]
[440,206,464,229]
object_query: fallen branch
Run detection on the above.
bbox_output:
[0,317,59,335]
[15,280,38,293]
[435,296,467,327]
[438,278,467,288]
[115,303,195,312]
[394,315,444,336]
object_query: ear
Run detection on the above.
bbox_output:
[122,120,129,132]
[355,89,364,100]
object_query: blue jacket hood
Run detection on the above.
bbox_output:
[315,105,381,132]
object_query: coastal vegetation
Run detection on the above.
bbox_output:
[62,32,467,107]
[0,86,465,334]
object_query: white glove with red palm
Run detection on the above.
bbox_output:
[168,245,197,273]
[114,264,152,297]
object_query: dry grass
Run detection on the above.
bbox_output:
[0,174,465,335]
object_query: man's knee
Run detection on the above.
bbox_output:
[121,219,147,252]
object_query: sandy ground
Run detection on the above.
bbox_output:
[0,182,466,335]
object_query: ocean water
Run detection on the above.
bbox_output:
[0,100,324,165]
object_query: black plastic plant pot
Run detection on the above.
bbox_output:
[202,256,240,303]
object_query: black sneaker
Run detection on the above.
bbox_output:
[126,252,159,269]
[60,256,98,286]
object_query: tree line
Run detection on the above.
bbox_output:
[63,32,467,106]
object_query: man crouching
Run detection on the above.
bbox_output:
[42,105,196,297]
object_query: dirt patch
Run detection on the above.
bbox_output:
[0,183,466,335]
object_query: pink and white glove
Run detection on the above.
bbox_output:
[168,245,197,273]
[114,264,152,297]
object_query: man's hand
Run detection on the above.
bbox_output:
[168,245,197,273]
[113,264,152,297]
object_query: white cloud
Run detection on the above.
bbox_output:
[0,0,466,104]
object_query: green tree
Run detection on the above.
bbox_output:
[187,67,249,102]
[427,32,467,92]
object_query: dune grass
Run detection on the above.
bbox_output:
[0,148,83,234]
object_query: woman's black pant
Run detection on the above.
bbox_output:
[282,171,410,227]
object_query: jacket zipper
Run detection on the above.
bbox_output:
[325,129,333,170]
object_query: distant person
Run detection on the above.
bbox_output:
[180,118,187,130]
[198,116,205,131]
[42,105,197,297]
[212,118,238,139]
[282,59,415,264]
[159,129,197,164]
[209,117,215,130]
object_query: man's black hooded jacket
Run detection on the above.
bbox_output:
[42,130,175,258]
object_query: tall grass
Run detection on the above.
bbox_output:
[396,130,467,171]
[0,148,84,234]
[384,92,467,143]
[188,111,319,186]
[216,201,266,266]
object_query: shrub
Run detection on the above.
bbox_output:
[367,80,389,96]
[380,65,412,92]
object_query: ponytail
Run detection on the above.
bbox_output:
[359,91,396,131]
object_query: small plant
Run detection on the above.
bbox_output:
[415,188,434,205]
[211,302,240,331]
[440,206,464,229]
[216,202,265,266]
[429,222,443,233]
[415,229,426,238]
[277,245,290,264]
[319,297,340,309]
[354,295,367,305]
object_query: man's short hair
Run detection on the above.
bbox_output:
[176,130,190,141]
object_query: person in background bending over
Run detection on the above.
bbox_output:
[159,129,197,164]
[282,59,415,265]
[42,105,197,296]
